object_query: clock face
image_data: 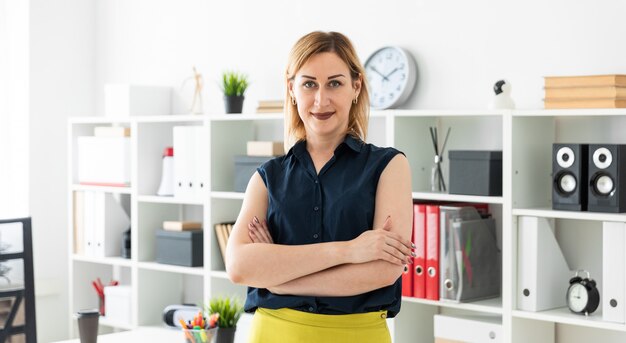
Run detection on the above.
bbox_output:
[364,46,417,110]
[567,283,588,313]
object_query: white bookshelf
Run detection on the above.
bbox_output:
[68,109,626,342]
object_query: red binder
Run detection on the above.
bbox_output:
[402,219,414,297]
[413,204,427,298]
[402,264,413,297]
[425,204,440,300]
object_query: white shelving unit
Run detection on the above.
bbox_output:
[68,109,626,342]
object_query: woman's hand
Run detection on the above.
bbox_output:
[248,216,274,244]
[348,216,415,266]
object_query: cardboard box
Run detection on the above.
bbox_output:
[156,230,203,267]
[233,155,274,192]
[449,150,502,196]
[246,141,284,156]
[434,314,502,343]
[104,285,131,324]
[77,136,131,186]
[105,84,171,118]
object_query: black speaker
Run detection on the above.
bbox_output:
[552,144,588,211]
[588,144,626,213]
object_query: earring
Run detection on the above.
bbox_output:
[353,95,358,104]
[291,97,297,106]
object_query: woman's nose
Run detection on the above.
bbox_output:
[314,88,330,107]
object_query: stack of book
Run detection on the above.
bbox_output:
[256,100,284,113]
[214,222,235,264]
[544,74,626,109]
[163,221,202,231]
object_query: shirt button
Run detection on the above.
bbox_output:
[313,234,319,239]
[314,206,319,211]
[308,307,314,312]
[314,180,318,184]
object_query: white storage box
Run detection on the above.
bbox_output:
[104,285,132,324]
[434,314,502,343]
[105,84,171,118]
[77,136,130,186]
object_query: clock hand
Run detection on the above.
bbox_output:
[370,66,389,82]
[384,67,400,79]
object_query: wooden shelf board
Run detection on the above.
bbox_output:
[71,184,132,194]
[512,308,626,332]
[513,207,626,222]
[136,195,204,205]
[72,255,133,267]
[412,191,504,204]
[402,296,503,315]
[137,261,205,276]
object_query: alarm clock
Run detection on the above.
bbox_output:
[566,270,600,316]
[363,46,417,110]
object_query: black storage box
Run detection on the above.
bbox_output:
[156,230,203,267]
[449,150,503,196]
[233,155,274,192]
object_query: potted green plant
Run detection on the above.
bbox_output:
[221,71,249,114]
[205,295,244,343]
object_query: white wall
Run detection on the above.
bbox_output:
[94,0,626,114]
[29,0,95,341]
[23,0,626,341]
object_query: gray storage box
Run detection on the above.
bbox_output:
[234,155,274,192]
[156,230,203,267]
[449,150,502,196]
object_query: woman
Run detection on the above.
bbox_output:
[226,31,413,342]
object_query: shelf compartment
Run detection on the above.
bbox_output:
[136,195,204,205]
[513,207,626,222]
[412,191,503,204]
[513,308,626,332]
[402,296,503,315]
[137,261,204,276]
[210,191,245,200]
[72,255,133,267]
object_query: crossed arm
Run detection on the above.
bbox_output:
[225,154,413,297]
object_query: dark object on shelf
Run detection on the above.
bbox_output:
[163,304,202,328]
[233,155,275,192]
[566,270,600,315]
[224,95,244,114]
[552,144,589,211]
[0,217,37,343]
[428,127,451,192]
[216,327,236,343]
[121,228,131,259]
[449,150,502,196]
[156,229,203,267]
[587,144,626,213]
[75,309,99,343]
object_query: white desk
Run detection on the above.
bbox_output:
[52,326,183,343]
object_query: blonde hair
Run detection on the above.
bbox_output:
[284,31,370,148]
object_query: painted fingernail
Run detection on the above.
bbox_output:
[411,243,416,249]
[411,251,416,257]
[254,216,260,223]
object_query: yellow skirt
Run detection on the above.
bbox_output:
[247,307,391,343]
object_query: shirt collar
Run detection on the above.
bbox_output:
[289,135,363,159]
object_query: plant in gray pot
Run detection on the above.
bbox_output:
[221,71,249,114]
[205,295,244,343]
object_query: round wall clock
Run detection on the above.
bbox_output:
[364,46,417,110]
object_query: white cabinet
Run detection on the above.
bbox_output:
[68,109,626,342]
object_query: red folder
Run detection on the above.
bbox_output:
[402,264,413,297]
[402,219,414,297]
[425,204,440,300]
[413,204,427,298]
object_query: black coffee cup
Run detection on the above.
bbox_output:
[75,309,99,343]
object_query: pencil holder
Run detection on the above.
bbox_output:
[182,327,217,343]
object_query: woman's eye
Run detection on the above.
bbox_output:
[303,81,316,88]
[328,80,341,88]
